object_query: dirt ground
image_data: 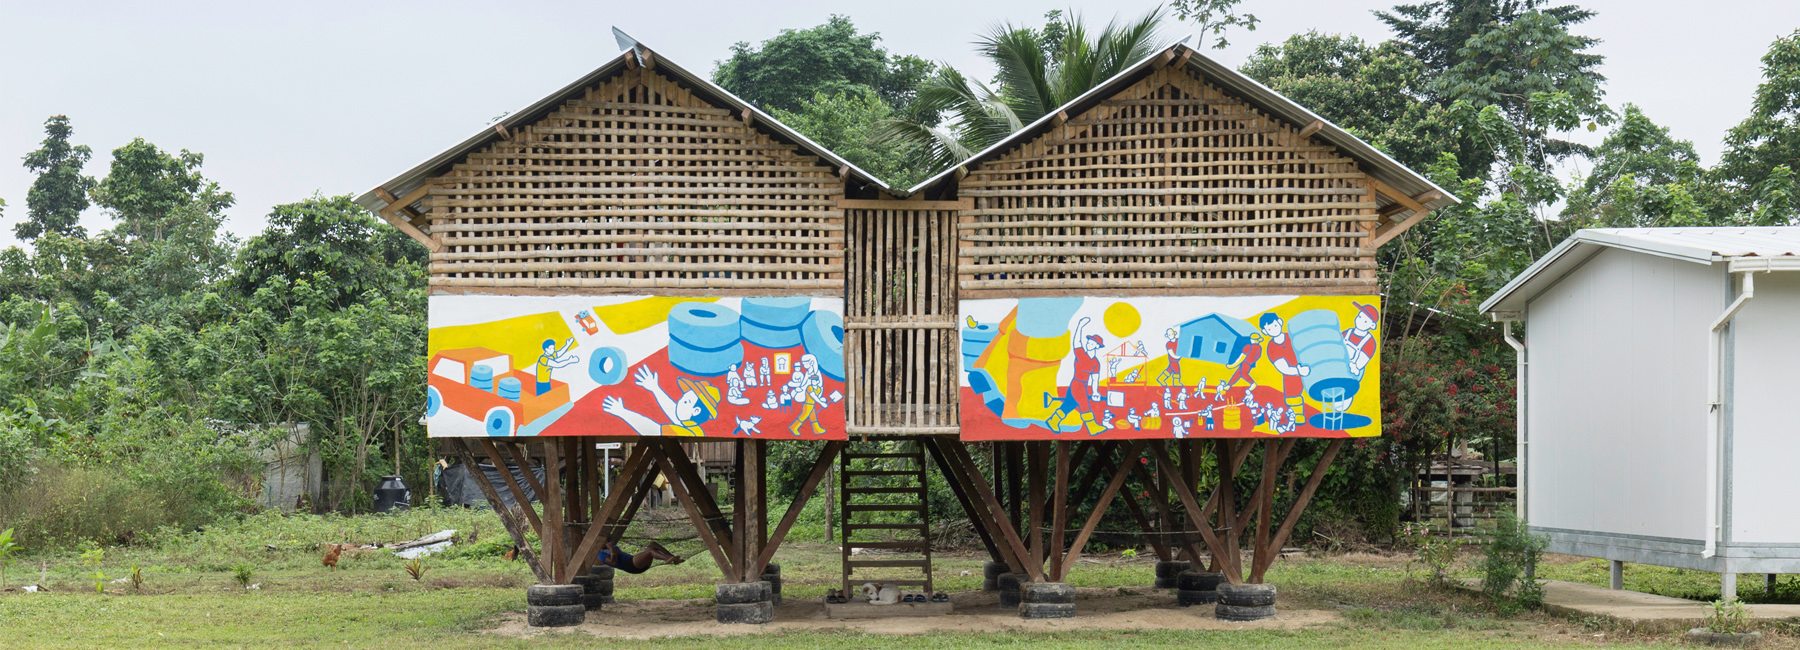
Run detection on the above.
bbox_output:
[488,586,1342,639]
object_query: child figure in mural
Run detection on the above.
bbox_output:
[600,366,720,437]
[1155,327,1183,387]
[1044,317,1106,434]
[784,354,827,437]
[724,363,752,406]
[1343,302,1380,378]
[1258,313,1311,423]
[535,338,581,396]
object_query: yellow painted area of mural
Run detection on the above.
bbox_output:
[592,296,719,334]
[429,312,574,368]
[1103,302,1141,337]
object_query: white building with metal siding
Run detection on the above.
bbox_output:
[1481,228,1800,596]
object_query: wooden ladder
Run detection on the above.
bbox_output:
[839,442,933,594]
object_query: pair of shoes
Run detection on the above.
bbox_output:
[902,593,922,603]
[930,592,949,603]
[825,589,847,604]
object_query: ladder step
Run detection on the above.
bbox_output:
[845,504,925,513]
[843,523,928,531]
[844,579,932,587]
[845,541,929,550]
[842,452,921,459]
[844,487,926,494]
[846,559,931,568]
[842,470,922,477]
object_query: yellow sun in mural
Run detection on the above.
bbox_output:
[1103,302,1141,337]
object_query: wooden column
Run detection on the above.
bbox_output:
[1028,442,1046,568]
[1049,441,1070,581]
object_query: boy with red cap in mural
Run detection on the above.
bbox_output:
[1343,302,1380,378]
[601,365,720,436]
[1258,312,1310,423]
[1043,317,1106,434]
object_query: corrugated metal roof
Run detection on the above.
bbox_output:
[906,40,1459,213]
[1480,227,1800,315]
[353,29,892,215]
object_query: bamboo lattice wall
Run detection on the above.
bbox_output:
[956,65,1378,297]
[422,67,844,295]
[844,206,961,434]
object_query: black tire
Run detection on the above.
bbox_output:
[1176,571,1226,592]
[1175,589,1219,606]
[588,566,615,580]
[997,573,1026,608]
[760,564,782,605]
[716,601,774,624]
[526,584,583,607]
[1214,603,1276,622]
[572,575,598,593]
[1021,582,1075,604]
[526,604,586,627]
[582,592,606,611]
[715,581,772,605]
[592,580,614,597]
[1153,577,1178,589]
[1019,602,1077,619]
[1154,560,1192,579]
[1216,582,1277,607]
[982,578,998,592]
[983,561,1007,580]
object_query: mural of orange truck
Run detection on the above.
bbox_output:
[426,347,572,436]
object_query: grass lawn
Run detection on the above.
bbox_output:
[1,507,1793,649]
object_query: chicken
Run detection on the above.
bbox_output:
[322,544,342,569]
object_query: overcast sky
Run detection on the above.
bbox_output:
[2,0,1796,249]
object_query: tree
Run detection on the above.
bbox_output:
[1561,105,1715,228]
[1378,1,1609,169]
[88,139,236,318]
[1241,33,1474,176]
[713,16,939,125]
[231,195,427,311]
[17,116,96,241]
[1717,30,1800,225]
[877,7,1169,171]
[1171,0,1259,49]
[772,88,927,189]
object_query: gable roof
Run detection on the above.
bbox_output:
[354,29,892,216]
[906,40,1459,217]
[1479,227,1800,316]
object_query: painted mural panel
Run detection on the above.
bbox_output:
[428,295,846,440]
[959,296,1381,440]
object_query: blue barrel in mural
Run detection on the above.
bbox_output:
[1288,309,1367,430]
[962,320,998,371]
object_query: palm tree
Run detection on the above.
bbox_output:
[876,8,1171,178]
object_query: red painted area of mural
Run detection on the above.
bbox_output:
[540,342,845,440]
[959,383,1357,441]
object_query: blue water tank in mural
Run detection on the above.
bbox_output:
[962,321,998,371]
[1288,309,1358,403]
[1175,313,1257,366]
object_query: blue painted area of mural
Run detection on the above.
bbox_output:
[668,302,742,350]
[741,319,804,348]
[1176,313,1256,365]
[589,346,629,385]
[1289,309,1359,404]
[427,386,442,416]
[962,322,997,370]
[668,338,746,376]
[800,310,845,380]
[485,407,514,436]
[1015,298,1083,338]
[740,297,812,328]
[967,368,1005,416]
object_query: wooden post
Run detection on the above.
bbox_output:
[1049,441,1070,581]
[541,439,565,583]
[450,440,550,584]
[1028,442,1045,568]
[1218,439,1240,581]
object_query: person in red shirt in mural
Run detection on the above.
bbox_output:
[1258,312,1310,423]
[1045,317,1104,434]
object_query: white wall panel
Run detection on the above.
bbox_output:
[1527,248,1719,540]
[1729,270,1800,543]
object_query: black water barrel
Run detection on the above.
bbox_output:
[374,475,412,513]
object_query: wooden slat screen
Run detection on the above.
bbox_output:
[844,207,961,434]
[957,66,1378,296]
[424,67,844,293]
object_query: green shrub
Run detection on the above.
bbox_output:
[1707,598,1748,634]
[1481,510,1547,609]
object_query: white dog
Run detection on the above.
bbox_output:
[858,582,901,605]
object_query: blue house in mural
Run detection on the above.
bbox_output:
[1176,313,1257,366]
